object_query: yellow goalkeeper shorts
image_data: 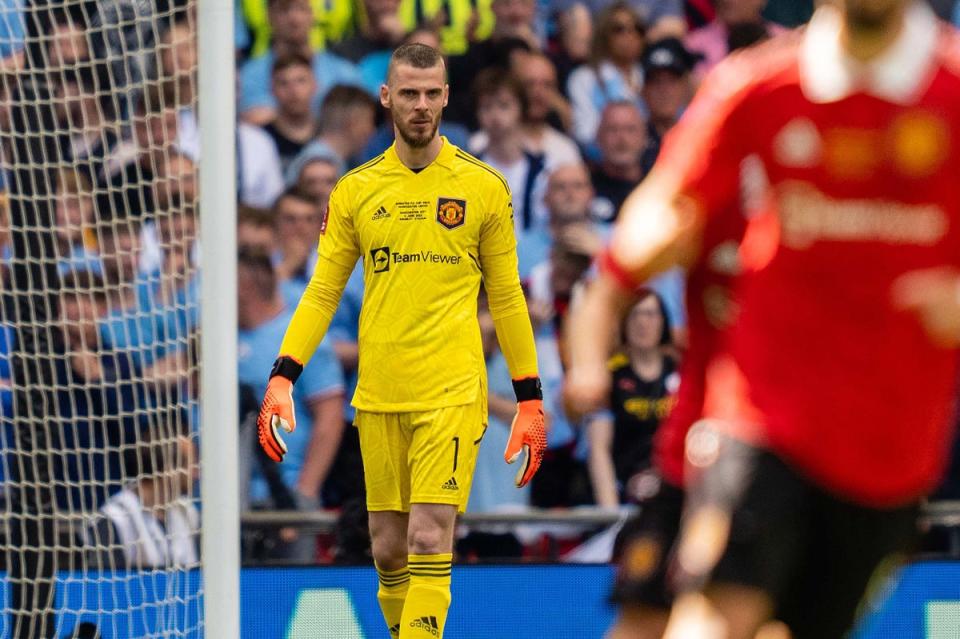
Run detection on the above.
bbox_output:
[356,394,488,513]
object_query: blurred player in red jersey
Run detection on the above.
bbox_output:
[567,0,960,638]
[602,202,749,639]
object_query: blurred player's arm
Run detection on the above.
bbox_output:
[260,186,360,462]
[892,267,960,346]
[480,187,544,488]
[296,391,346,502]
[566,58,753,415]
[586,413,620,509]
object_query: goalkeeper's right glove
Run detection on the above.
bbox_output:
[504,377,547,488]
[257,355,303,463]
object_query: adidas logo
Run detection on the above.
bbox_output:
[410,615,440,636]
[389,623,401,636]
[441,477,459,491]
[372,205,390,220]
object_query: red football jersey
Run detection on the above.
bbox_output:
[615,3,960,505]
[653,204,749,487]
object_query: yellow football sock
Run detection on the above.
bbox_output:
[400,553,453,638]
[376,564,410,637]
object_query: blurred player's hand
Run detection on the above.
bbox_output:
[505,378,547,488]
[257,356,303,462]
[892,267,960,347]
[563,364,611,419]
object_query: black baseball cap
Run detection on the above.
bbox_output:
[642,37,701,76]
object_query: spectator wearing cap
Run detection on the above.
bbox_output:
[639,37,696,173]
[262,53,320,174]
[685,0,786,75]
[567,2,646,147]
[284,142,344,209]
[239,0,364,127]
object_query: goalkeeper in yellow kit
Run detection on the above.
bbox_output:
[256,43,546,639]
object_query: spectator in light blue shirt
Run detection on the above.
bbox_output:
[237,0,365,125]
[0,0,24,61]
[237,247,344,562]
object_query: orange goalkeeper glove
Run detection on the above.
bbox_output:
[257,355,303,463]
[504,377,547,488]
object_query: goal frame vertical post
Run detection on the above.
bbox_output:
[197,1,240,637]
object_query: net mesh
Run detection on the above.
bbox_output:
[0,2,202,637]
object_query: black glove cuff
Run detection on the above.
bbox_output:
[270,355,304,384]
[512,377,543,402]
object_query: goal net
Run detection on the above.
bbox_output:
[0,1,204,637]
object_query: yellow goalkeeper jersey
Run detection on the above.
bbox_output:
[313,138,518,411]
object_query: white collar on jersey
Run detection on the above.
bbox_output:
[799,1,939,105]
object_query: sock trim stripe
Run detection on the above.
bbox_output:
[378,576,410,586]
[407,560,453,566]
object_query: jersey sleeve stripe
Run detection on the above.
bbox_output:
[340,154,385,181]
[454,150,510,194]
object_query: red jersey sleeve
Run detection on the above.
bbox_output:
[603,54,758,288]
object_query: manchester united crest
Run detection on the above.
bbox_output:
[436,197,466,229]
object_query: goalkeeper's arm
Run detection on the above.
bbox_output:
[481,248,545,488]
[258,253,355,463]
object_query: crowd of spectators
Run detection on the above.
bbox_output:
[4,0,960,568]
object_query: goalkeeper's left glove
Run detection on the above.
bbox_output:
[504,377,547,488]
[257,355,303,463]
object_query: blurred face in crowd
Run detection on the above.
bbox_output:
[597,103,647,171]
[840,0,907,30]
[515,54,559,124]
[382,62,447,149]
[624,294,665,351]
[48,19,89,69]
[364,0,401,22]
[238,219,276,253]
[344,105,377,158]
[161,22,197,102]
[269,0,314,46]
[237,260,275,329]
[275,194,322,249]
[492,0,536,35]
[298,160,339,208]
[55,186,94,247]
[157,209,197,261]
[545,164,594,223]
[155,153,198,211]
[715,0,766,25]
[642,69,689,126]
[477,87,523,142]
[60,290,104,347]
[100,228,141,284]
[273,63,316,119]
[406,29,441,50]
[606,9,644,65]
[135,107,180,162]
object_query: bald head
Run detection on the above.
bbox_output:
[545,163,594,223]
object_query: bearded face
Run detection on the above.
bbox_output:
[382,62,448,149]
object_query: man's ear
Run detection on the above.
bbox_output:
[443,84,449,108]
[380,84,391,109]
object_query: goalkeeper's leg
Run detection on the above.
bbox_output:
[370,511,411,638]
[401,503,457,639]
